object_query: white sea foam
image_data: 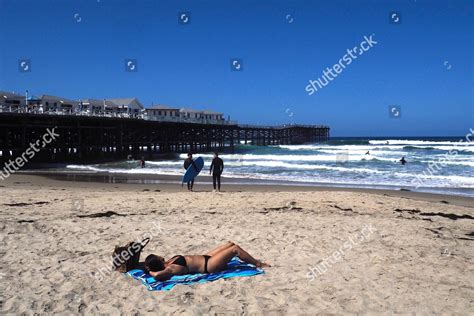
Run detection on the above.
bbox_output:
[184,153,397,163]
[280,143,474,152]
[66,164,183,176]
[368,139,473,146]
[222,171,474,188]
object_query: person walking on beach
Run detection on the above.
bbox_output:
[184,152,198,191]
[210,152,224,192]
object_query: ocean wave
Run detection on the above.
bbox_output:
[277,145,325,151]
[369,139,473,146]
[316,149,404,155]
[223,171,474,188]
[146,161,182,166]
[410,173,474,184]
[279,143,474,153]
[66,164,183,176]
[224,160,386,173]
[417,160,474,167]
[182,153,396,163]
[402,145,474,153]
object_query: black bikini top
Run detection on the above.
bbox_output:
[170,255,187,268]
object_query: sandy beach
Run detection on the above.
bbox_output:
[0,173,473,314]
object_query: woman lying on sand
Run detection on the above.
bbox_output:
[144,241,270,281]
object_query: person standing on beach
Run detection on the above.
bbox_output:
[184,152,197,191]
[210,152,224,192]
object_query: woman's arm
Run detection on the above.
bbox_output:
[149,267,174,282]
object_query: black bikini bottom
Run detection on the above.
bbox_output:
[203,255,211,273]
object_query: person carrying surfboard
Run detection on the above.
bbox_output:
[183,152,198,191]
[210,152,224,192]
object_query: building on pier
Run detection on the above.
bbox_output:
[145,106,227,124]
[145,105,180,122]
[179,108,225,124]
[40,95,79,114]
[1,90,229,123]
[202,110,225,124]
[0,91,25,112]
[107,98,144,117]
[80,99,113,115]
[79,98,144,117]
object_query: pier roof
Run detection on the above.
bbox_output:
[147,105,180,111]
[108,98,144,109]
[202,110,223,115]
[0,91,24,99]
[41,95,79,104]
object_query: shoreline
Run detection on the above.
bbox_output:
[4,172,474,208]
[12,160,474,198]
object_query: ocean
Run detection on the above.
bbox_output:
[65,137,474,197]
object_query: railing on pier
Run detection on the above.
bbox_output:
[238,123,329,129]
[0,106,234,125]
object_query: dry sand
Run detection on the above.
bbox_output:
[1,174,473,314]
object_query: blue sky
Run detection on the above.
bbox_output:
[0,0,472,136]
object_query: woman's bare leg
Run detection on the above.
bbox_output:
[206,244,270,273]
[205,241,235,256]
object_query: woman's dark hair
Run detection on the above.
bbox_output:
[145,254,165,272]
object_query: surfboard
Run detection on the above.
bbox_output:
[182,156,204,184]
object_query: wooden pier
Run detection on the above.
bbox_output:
[0,113,329,164]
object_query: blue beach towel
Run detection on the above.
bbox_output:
[126,257,264,291]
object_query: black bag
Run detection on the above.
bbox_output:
[112,237,150,272]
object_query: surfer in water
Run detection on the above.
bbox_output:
[184,152,198,191]
[139,156,145,168]
[400,156,407,165]
[140,241,270,282]
[210,152,224,192]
